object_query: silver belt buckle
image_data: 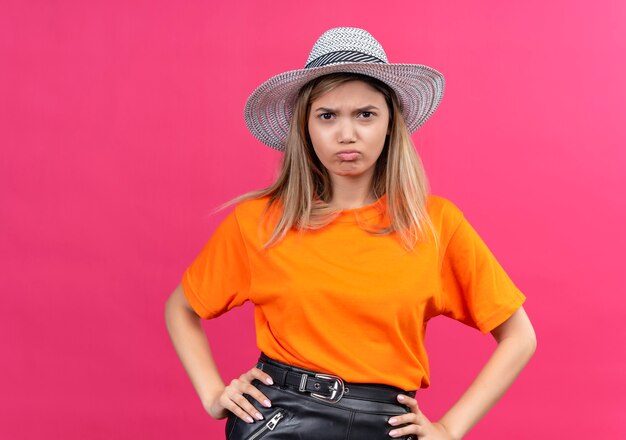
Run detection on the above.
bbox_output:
[310,373,345,404]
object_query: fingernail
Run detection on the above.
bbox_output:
[255,412,263,420]
[245,416,254,424]
[263,399,272,408]
[389,429,398,437]
[266,377,274,385]
[397,395,405,401]
[388,417,397,425]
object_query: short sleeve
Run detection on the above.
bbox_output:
[181,209,251,319]
[440,213,526,333]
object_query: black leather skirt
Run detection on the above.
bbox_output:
[225,354,416,440]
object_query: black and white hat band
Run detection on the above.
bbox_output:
[305,50,386,68]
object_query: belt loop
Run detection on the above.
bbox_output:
[279,369,288,387]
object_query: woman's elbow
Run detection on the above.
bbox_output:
[525,322,537,357]
[512,314,537,362]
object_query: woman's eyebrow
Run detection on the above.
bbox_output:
[313,106,336,113]
[313,105,380,112]
[355,105,379,112]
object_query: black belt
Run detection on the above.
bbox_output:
[257,354,416,405]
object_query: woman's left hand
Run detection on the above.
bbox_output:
[388,394,457,439]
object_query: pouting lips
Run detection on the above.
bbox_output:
[337,151,360,161]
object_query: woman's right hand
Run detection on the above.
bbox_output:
[204,367,275,423]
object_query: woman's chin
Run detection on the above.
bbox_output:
[331,163,367,177]
[334,170,365,178]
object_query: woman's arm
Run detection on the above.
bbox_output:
[164,284,274,423]
[436,306,536,438]
[389,306,536,439]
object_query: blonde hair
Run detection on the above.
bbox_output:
[227,73,438,251]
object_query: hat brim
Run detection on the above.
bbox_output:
[244,62,445,151]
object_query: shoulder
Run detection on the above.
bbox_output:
[229,195,277,233]
[425,194,468,247]
[427,194,465,224]
[232,195,271,217]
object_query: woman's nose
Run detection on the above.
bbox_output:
[337,120,357,144]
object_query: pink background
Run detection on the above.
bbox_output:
[2,1,625,438]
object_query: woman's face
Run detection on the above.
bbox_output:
[307,80,390,183]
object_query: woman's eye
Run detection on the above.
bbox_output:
[360,111,373,118]
[320,113,334,120]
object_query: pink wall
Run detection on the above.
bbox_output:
[2,1,625,438]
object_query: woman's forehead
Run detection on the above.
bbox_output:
[310,80,386,107]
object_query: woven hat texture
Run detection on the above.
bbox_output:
[244,27,444,151]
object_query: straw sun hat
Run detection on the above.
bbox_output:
[244,27,445,151]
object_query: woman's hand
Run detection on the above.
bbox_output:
[203,367,275,423]
[388,394,458,439]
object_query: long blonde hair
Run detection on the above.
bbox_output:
[228,72,438,250]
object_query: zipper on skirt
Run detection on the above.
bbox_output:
[247,409,286,440]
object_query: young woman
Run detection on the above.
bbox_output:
[165,27,536,439]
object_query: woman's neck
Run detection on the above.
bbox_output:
[328,175,377,210]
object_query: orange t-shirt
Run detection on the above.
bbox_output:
[181,194,525,390]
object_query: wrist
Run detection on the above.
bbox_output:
[201,386,226,419]
[435,420,462,440]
